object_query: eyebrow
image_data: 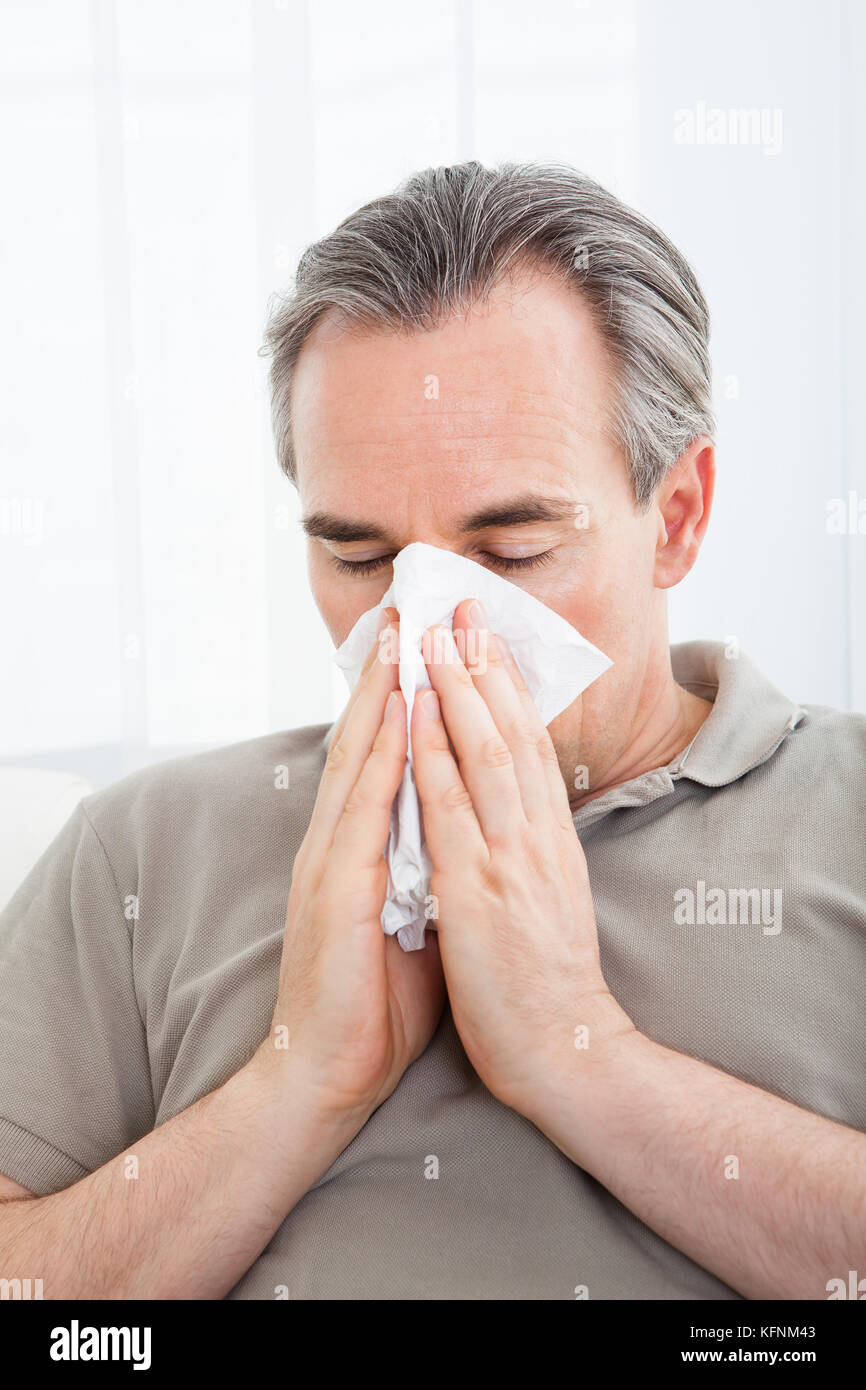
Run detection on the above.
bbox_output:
[301,494,578,544]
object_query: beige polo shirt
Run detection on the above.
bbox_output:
[1,640,864,1299]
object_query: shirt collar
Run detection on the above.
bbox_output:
[321,640,807,828]
[571,640,806,830]
[667,639,805,785]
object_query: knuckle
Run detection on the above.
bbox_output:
[478,855,509,894]
[447,658,475,690]
[507,719,538,751]
[416,718,451,753]
[483,633,506,668]
[483,831,515,858]
[440,780,475,813]
[536,732,560,764]
[468,631,501,672]
[366,740,401,780]
[341,790,365,817]
[371,739,396,772]
[324,738,348,774]
[522,827,555,873]
[480,735,514,770]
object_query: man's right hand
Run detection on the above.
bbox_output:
[254,608,447,1125]
[0,610,447,1300]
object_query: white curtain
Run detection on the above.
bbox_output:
[1,0,863,788]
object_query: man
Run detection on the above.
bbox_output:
[1,161,864,1300]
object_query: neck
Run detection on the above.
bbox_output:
[568,650,713,812]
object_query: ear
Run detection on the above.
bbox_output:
[653,437,715,589]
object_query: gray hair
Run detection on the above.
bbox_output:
[261,160,714,508]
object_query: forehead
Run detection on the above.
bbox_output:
[290,268,619,515]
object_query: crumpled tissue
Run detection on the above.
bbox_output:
[334,542,612,951]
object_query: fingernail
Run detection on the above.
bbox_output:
[468,599,486,628]
[385,690,402,720]
[419,689,440,719]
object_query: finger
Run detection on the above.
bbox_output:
[309,614,401,854]
[411,686,489,869]
[328,605,398,748]
[331,687,408,872]
[494,632,576,826]
[421,622,525,849]
[452,598,552,823]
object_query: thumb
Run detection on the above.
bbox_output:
[385,928,447,1056]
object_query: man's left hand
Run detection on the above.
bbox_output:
[410,598,637,1120]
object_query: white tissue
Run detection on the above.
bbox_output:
[334,542,612,952]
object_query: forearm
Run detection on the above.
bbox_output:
[526,1025,866,1300]
[0,1046,366,1300]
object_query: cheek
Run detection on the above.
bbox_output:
[539,527,656,658]
[307,547,391,647]
[307,548,350,646]
[531,561,627,660]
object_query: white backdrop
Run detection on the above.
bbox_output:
[1,0,864,788]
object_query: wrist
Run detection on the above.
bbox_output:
[508,990,643,1134]
[243,1039,374,1149]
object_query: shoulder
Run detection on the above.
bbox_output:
[764,702,866,820]
[785,702,866,769]
[81,724,332,865]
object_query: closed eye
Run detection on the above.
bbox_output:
[331,549,556,576]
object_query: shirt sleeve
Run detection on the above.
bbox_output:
[0,800,155,1196]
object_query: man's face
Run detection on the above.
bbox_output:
[291,266,673,794]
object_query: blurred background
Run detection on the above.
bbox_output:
[1,0,864,799]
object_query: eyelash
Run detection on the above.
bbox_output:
[331,549,556,576]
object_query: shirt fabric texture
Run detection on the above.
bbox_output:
[0,639,864,1300]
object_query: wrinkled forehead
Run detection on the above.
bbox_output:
[290,270,618,513]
